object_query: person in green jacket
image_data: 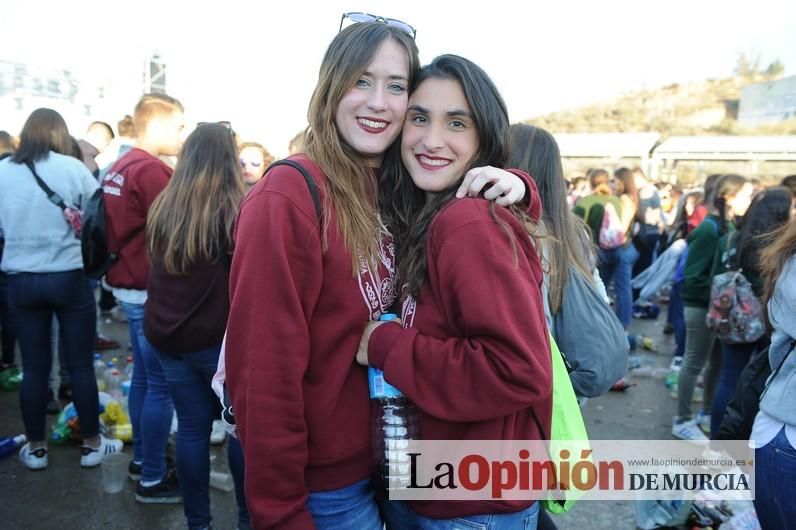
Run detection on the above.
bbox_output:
[673,174,753,441]
[709,187,792,437]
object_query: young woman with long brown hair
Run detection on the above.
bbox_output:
[144,123,249,529]
[0,108,123,469]
[357,53,549,530]
[223,19,532,529]
[751,215,796,530]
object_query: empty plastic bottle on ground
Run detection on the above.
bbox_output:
[369,313,419,493]
[0,435,26,459]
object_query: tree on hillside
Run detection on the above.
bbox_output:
[764,59,785,79]
[735,52,762,78]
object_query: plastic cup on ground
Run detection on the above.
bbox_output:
[101,452,130,493]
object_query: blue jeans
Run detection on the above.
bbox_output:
[710,339,767,437]
[228,436,250,529]
[598,243,640,328]
[306,478,382,530]
[155,344,249,529]
[120,301,173,482]
[754,427,796,530]
[0,271,16,365]
[8,270,98,441]
[381,499,540,529]
[668,281,685,357]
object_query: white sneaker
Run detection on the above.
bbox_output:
[672,418,709,442]
[19,443,48,470]
[210,419,226,445]
[669,357,683,372]
[696,411,711,436]
[80,434,124,467]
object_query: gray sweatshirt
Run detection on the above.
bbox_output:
[0,153,98,273]
[760,254,796,425]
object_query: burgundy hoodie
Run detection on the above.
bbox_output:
[224,154,541,528]
[103,148,171,290]
[368,196,552,519]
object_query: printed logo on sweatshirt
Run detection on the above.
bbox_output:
[102,172,125,197]
[402,293,417,329]
[357,226,396,320]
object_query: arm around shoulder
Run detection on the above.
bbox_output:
[369,203,551,421]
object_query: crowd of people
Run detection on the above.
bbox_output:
[1,13,795,530]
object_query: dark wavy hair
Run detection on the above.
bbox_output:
[381,54,528,298]
[736,186,793,274]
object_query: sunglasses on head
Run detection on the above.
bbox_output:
[198,121,235,135]
[339,12,416,39]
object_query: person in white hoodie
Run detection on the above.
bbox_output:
[751,216,796,530]
[0,108,123,470]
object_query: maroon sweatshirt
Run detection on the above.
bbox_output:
[368,197,553,519]
[103,148,171,290]
[224,154,539,529]
[225,155,395,529]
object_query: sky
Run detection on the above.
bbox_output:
[3,0,796,156]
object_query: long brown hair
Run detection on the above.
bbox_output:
[146,124,245,275]
[508,124,595,313]
[759,217,796,329]
[304,22,419,266]
[12,108,73,164]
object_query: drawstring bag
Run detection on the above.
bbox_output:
[544,333,591,514]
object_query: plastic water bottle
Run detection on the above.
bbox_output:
[209,470,234,492]
[123,356,134,380]
[105,369,123,401]
[369,313,419,493]
[93,354,104,379]
[0,435,26,459]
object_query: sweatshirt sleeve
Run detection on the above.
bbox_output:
[368,207,551,422]
[224,183,322,529]
[506,168,542,221]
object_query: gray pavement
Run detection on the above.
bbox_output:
[0,306,679,529]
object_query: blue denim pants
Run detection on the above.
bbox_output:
[0,270,16,365]
[667,281,685,357]
[306,478,382,529]
[8,270,98,441]
[381,498,540,530]
[155,344,249,530]
[120,301,173,482]
[754,427,796,530]
[598,243,640,328]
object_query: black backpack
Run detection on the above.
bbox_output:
[81,159,140,279]
[717,339,795,440]
[81,187,118,279]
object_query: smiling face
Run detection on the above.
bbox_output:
[401,77,478,197]
[334,38,410,167]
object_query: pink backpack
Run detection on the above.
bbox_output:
[598,202,626,249]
